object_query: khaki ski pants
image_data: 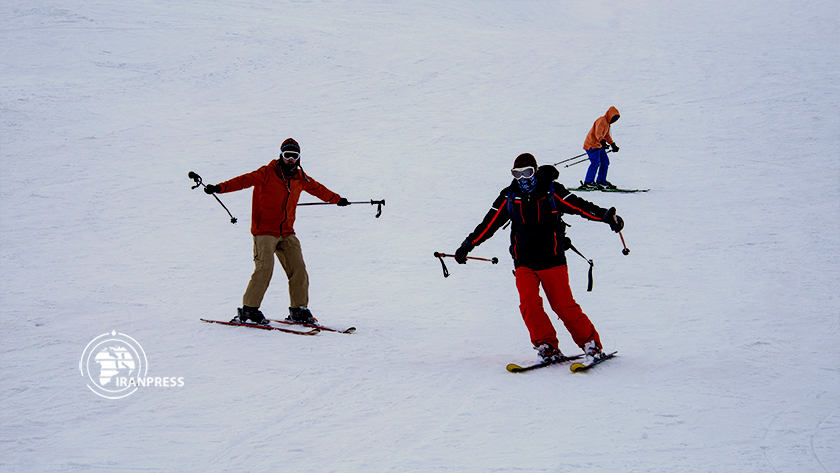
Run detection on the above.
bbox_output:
[243,234,309,309]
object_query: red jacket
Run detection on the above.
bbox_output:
[583,106,620,150]
[218,160,341,237]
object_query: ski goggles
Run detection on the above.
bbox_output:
[511,166,535,180]
[280,151,300,162]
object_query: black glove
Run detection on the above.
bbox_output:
[610,142,619,153]
[600,140,609,150]
[204,184,221,195]
[536,165,559,182]
[337,197,350,207]
[454,241,474,264]
[603,207,624,233]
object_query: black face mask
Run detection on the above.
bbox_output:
[517,175,537,194]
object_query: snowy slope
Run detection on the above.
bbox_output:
[1,1,838,472]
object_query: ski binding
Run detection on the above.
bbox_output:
[569,351,618,372]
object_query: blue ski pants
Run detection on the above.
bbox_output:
[584,148,610,183]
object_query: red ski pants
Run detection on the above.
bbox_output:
[514,265,600,350]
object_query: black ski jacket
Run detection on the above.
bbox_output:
[464,167,610,271]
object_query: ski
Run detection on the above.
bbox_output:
[569,187,649,193]
[269,319,356,334]
[200,318,320,336]
[569,351,618,372]
[507,354,584,373]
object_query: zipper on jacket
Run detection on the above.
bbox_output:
[537,197,546,222]
[276,168,292,233]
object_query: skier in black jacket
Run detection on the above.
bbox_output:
[454,153,624,364]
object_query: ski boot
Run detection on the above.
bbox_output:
[583,340,604,364]
[233,306,269,325]
[286,307,317,324]
[535,343,564,363]
[596,181,617,190]
[579,181,599,190]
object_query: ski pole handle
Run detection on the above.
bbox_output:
[188,171,238,224]
[434,252,450,278]
[564,239,595,292]
[188,171,202,189]
[368,199,385,218]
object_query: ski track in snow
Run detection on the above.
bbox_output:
[1,1,838,472]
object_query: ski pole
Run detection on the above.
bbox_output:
[560,149,612,168]
[434,252,499,264]
[564,157,589,168]
[563,237,595,292]
[619,231,630,255]
[433,252,499,278]
[188,171,237,224]
[553,152,587,166]
[298,199,386,218]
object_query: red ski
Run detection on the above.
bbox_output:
[200,318,320,335]
[269,319,356,334]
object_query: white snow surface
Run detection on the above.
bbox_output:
[2,1,839,472]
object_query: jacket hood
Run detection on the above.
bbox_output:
[605,106,620,123]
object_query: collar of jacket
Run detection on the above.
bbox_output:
[273,160,312,191]
[510,176,551,198]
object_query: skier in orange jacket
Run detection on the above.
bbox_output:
[581,106,620,190]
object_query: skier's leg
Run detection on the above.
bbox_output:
[275,234,310,308]
[596,150,610,183]
[242,235,281,308]
[584,148,600,183]
[539,265,601,349]
[515,266,560,349]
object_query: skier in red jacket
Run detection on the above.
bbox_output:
[204,138,349,325]
[454,153,624,364]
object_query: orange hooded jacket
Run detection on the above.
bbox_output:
[583,106,620,150]
[217,160,341,237]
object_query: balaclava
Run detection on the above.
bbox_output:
[513,153,538,194]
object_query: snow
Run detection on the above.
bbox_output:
[1,0,838,471]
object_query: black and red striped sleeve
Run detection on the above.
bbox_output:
[553,184,608,222]
[464,191,510,247]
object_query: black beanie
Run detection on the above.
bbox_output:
[281,138,300,154]
[513,153,537,168]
